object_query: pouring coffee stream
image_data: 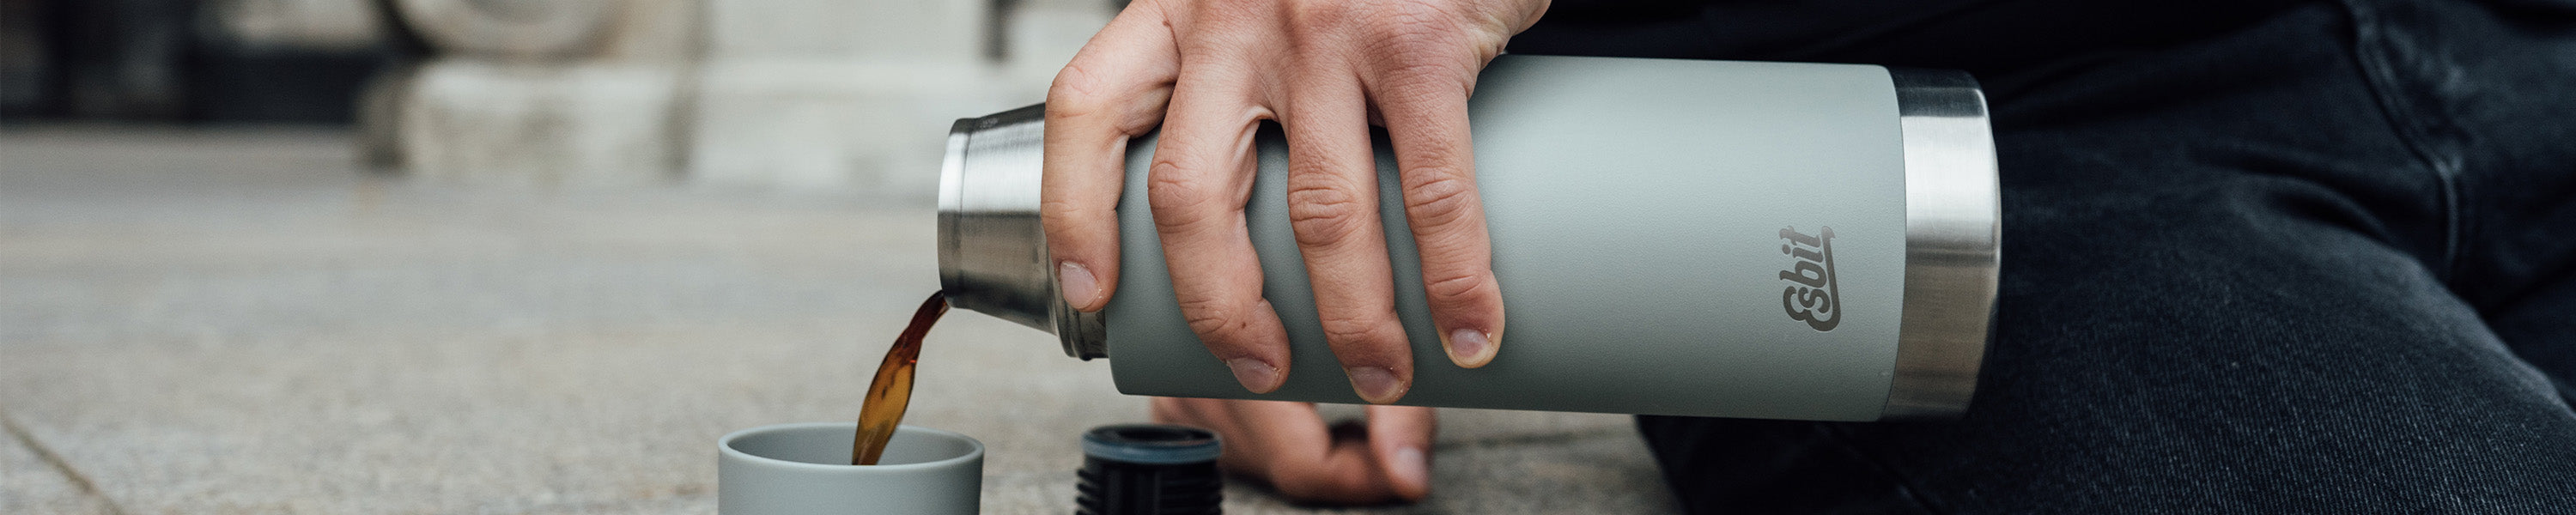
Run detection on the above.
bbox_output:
[853,291,951,465]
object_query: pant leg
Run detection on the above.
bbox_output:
[1637,3,2576,513]
[2348,0,2576,401]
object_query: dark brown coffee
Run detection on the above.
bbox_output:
[852,291,948,465]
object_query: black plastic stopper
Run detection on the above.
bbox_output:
[1077,424,1223,515]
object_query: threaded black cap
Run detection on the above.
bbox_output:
[1077,424,1223,515]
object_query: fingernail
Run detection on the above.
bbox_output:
[1445,329,1493,367]
[1225,358,1280,393]
[1058,261,1101,310]
[1390,446,1430,490]
[1346,367,1407,404]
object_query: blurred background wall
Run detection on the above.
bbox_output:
[0,0,1117,194]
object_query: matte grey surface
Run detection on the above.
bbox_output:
[0,128,1675,514]
[719,423,983,515]
[1104,56,1911,421]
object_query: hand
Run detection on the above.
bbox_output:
[1151,397,1439,504]
[1043,0,1548,403]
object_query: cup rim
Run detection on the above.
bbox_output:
[720,422,984,472]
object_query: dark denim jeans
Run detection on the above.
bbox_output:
[1534,0,2576,512]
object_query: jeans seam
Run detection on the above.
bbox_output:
[2336,0,2468,284]
[1815,423,1947,515]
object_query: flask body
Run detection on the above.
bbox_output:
[938,55,1998,420]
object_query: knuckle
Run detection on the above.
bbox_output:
[1039,197,1108,236]
[1193,0,1268,26]
[1177,296,1251,342]
[1378,61,1471,98]
[1048,62,1109,113]
[1176,297,1230,333]
[1285,0,1359,34]
[1038,196,1088,219]
[1145,161,1218,228]
[1285,182,1370,249]
[1423,270,1490,302]
[1349,5,1485,94]
[1400,173,1477,229]
[1049,62,1170,138]
[1366,59,1474,113]
[1315,311,1394,348]
[1367,0,1466,42]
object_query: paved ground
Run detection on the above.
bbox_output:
[0,128,1678,514]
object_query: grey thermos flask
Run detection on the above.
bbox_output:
[938,55,1999,421]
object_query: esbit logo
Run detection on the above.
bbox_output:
[1779,226,1840,331]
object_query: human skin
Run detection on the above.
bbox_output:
[1040,0,1549,503]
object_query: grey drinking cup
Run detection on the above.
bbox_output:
[718,422,984,514]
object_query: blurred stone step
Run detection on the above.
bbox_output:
[388,60,686,186]
[686,58,1021,192]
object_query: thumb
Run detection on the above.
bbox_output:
[1364,405,1438,500]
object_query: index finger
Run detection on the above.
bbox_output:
[1043,3,1182,312]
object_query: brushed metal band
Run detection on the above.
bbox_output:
[939,104,1109,360]
[1884,67,2002,419]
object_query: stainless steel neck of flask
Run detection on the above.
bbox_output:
[1883,68,2000,419]
[938,104,1109,360]
[938,68,2002,417]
